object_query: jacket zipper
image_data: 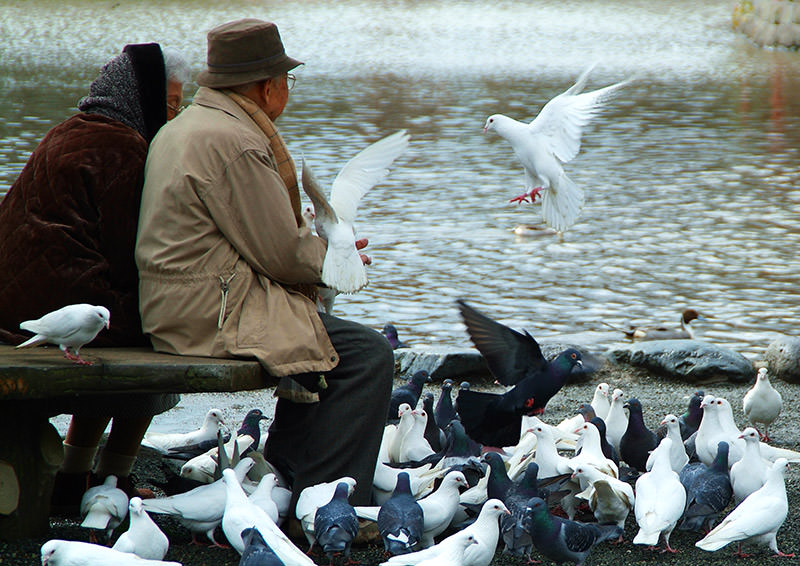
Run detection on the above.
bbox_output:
[218,273,236,329]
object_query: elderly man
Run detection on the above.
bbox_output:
[135,19,394,511]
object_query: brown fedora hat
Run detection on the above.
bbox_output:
[196,18,303,88]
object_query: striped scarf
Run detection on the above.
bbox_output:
[222,89,305,228]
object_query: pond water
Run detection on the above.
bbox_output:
[2,0,799,365]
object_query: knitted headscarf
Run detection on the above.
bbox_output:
[78,43,167,143]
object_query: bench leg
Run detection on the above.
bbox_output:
[0,410,63,540]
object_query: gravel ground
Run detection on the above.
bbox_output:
[3,363,799,566]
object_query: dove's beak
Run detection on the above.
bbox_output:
[482,126,488,134]
[106,321,111,329]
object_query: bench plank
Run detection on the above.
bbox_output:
[0,346,277,399]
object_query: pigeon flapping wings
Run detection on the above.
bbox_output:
[301,130,410,293]
[484,64,630,232]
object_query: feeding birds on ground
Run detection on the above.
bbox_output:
[79,474,129,543]
[483,63,630,232]
[111,497,169,560]
[15,303,110,364]
[141,408,228,455]
[301,130,410,293]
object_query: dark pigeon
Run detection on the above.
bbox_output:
[524,497,622,566]
[239,527,285,566]
[679,441,732,532]
[382,323,409,349]
[434,379,458,427]
[314,482,360,563]
[484,452,514,502]
[619,398,658,472]
[455,300,583,447]
[657,390,705,441]
[501,462,546,557]
[678,461,706,491]
[421,392,445,453]
[589,417,619,466]
[388,370,431,423]
[377,472,424,556]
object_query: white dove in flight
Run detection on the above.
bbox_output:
[16,303,110,364]
[484,64,630,232]
[301,130,410,293]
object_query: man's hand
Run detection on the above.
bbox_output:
[356,238,372,266]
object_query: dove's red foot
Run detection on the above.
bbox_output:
[343,558,361,565]
[509,187,543,204]
[63,351,93,365]
[772,552,795,558]
[660,544,679,554]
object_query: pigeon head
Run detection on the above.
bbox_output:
[660,414,679,427]
[553,348,583,374]
[576,403,595,421]
[442,379,454,390]
[94,306,111,329]
[738,427,759,442]
[241,526,269,550]
[129,496,143,517]
[238,409,267,436]
[333,481,354,501]
[623,398,643,416]
[483,114,508,134]
[712,441,730,471]
[409,370,431,389]
[459,381,471,391]
[523,497,553,530]
[393,472,412,495]
[757,367,769,381]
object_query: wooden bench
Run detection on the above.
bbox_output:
[0,345,278,541]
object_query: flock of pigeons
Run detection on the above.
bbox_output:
[37,298,797,566]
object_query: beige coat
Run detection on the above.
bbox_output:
[135,87,338,377]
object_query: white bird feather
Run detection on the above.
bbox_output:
[484,64,630,232]
[301,130,410,293]
[17,303,110,363]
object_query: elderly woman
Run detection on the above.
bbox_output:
[0,43,191,513]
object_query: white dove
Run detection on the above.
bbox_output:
[295,476,357,550]
[221,468,316,564]
[604,388,628,453]
[568,421,618,480]
[248,472,281,523]
[572,465,634,531]
[373,459,440,505]
[483,64,630,232]
[111,497,169,560]
[743,367,783,442]
[79,475,129,542]
[16,303,110,364]
[142,457,255,546]
[41,540,181,566]
[301,130,410,293]
[729,427,770,505]
[520,416,577,451]
[591,382,611,420]
[696,458,793,557]
[646,414,688,473]
[529,423,573,478]
[399,409,436,463]
[141,408,227,454]
[179,432,255,483]
[633,438,687,553]
[414,531,478,566]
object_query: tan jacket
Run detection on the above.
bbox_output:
[135,87,338,377]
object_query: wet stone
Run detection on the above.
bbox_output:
[764,336,800,384]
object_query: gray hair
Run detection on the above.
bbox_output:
[161,46,192,85]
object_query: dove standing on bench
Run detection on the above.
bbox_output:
[301,130,409,294]
[483,64,630,232]
[16,303,110,365]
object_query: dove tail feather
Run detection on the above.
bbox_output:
[632,528,660,546]
[322,248,368,294]
[16,334,47,349]
[541,172,584,232]
[81,507,111,530]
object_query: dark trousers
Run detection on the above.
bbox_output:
[264,313,393,510]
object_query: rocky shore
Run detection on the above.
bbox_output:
[2,348,800,566]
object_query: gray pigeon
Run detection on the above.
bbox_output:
[239,527,286,566]
[524,497,622,566]
[378,472,425,555]
[388,371,431,423]
[314,482,360,564]
[679,441,732,533]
